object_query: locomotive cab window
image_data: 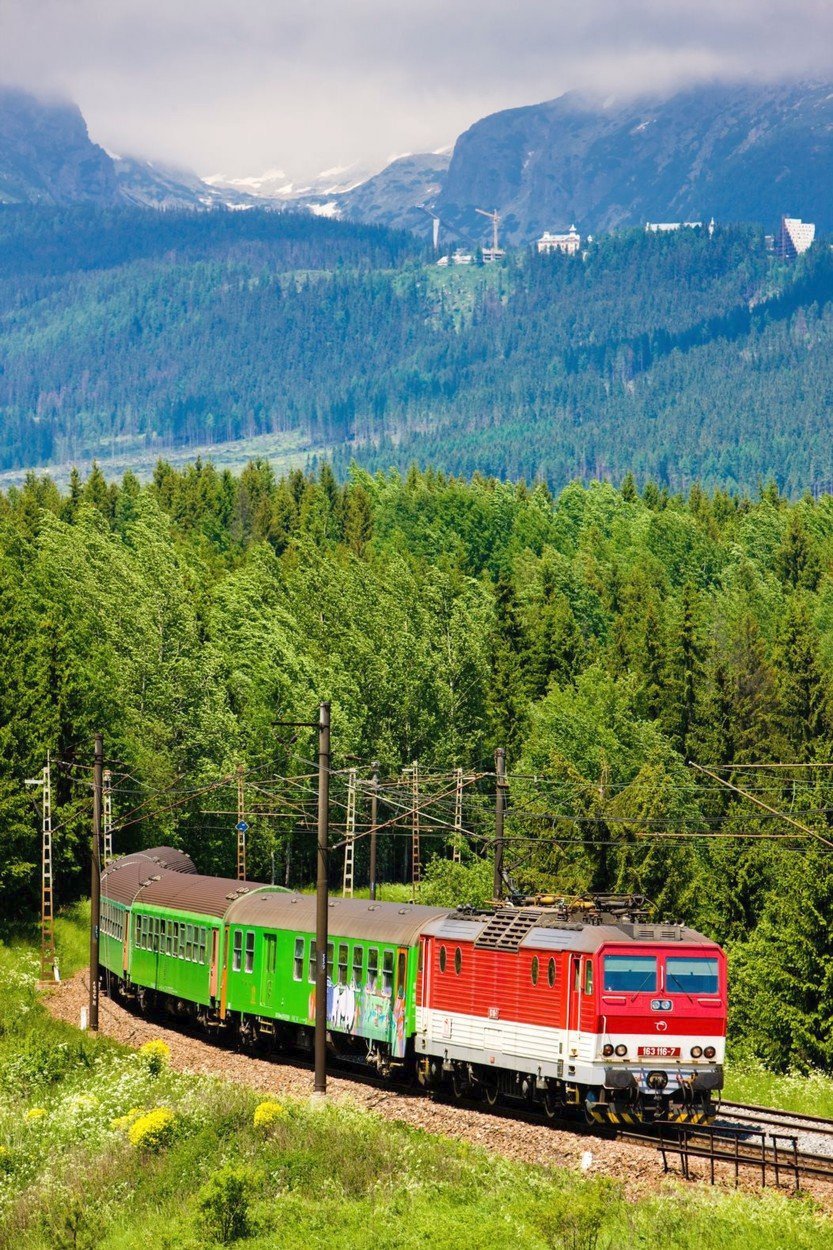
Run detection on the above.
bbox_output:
[666,957,719,995]
[583,962,593,994]
[244,931,255,973]
[603,955,657,993]
[232,931,242,972]
[293,937,304,981]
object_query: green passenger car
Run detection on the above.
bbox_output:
[100,850,448,1065]
[222,893,446,1059]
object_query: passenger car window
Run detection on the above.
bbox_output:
[293,937,304,980]
[308,940,317,983]
[352,946,363,987]
[244,930,255,974]
[382,949,394,995]
[367,947,379,991]
[232,931,242,972]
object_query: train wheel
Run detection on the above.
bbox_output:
[543,1090,560,1120]
[482,1071,499,1107]
[451,1068,467,1100]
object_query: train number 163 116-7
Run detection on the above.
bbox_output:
[637,1045,681,1058]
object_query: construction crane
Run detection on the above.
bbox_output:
[475,208,505,261]
[419,206,442,254]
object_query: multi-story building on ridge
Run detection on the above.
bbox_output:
[778,216,815,259]
[537,226,581,255]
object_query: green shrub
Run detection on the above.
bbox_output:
[536,1181,617,1250]
[197,1165,252,1244]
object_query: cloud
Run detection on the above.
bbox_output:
[1,0,832,177]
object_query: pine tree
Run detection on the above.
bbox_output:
[776,595,831,759]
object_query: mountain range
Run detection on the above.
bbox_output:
[2,81,833,241]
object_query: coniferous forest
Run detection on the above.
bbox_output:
[2,206,833,493]
[3,463,833,1071]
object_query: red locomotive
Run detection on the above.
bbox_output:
[415,898,726,1124]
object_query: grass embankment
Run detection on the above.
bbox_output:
[723,1065,833,1119]
[2,912,833,1248]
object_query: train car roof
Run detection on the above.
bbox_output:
[226,890,450,945]
[421,910,720,953]
[101,849,197,905]
[133,871,267,918]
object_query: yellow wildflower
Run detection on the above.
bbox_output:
[128,1107,177,1152]
[253,1100,285,1130]
[139,1039,171,1075]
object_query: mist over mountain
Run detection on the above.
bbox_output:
[0,87,118,205]
[4,80,833,242]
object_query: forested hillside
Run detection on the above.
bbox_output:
[4,462,833,1069]
[2,207,833,493]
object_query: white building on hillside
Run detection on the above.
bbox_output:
[778,216,815,259]
[537,226,581,255]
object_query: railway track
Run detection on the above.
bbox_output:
[620,1108,833,1190]
[719,1099,833,1138]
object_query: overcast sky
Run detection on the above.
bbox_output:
[2,0,833,180]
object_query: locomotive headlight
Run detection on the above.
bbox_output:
[602,1044,614,1057]
[614,1044,628,1057]
[703,1046,716,1060]
[691,1046,703,1059]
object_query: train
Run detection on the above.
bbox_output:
[98,847,727,1126]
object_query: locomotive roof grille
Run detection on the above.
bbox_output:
[474,910,542,951]
[620,924,684,941]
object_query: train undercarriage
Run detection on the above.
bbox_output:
[105,973,718,1127]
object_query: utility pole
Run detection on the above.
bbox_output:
[409,760,421,901]
[236,764,248,881]
[342,767,357,896]
[494,748,506,901]
[369,761,380,900]
[103,768,113,867]
[452,767,463,864]
[90,733,103,1031]
[26,754,55,982]
[314,701,330,1097]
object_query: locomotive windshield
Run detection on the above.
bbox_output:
[603,955,657,992]
[665,957,719,994]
